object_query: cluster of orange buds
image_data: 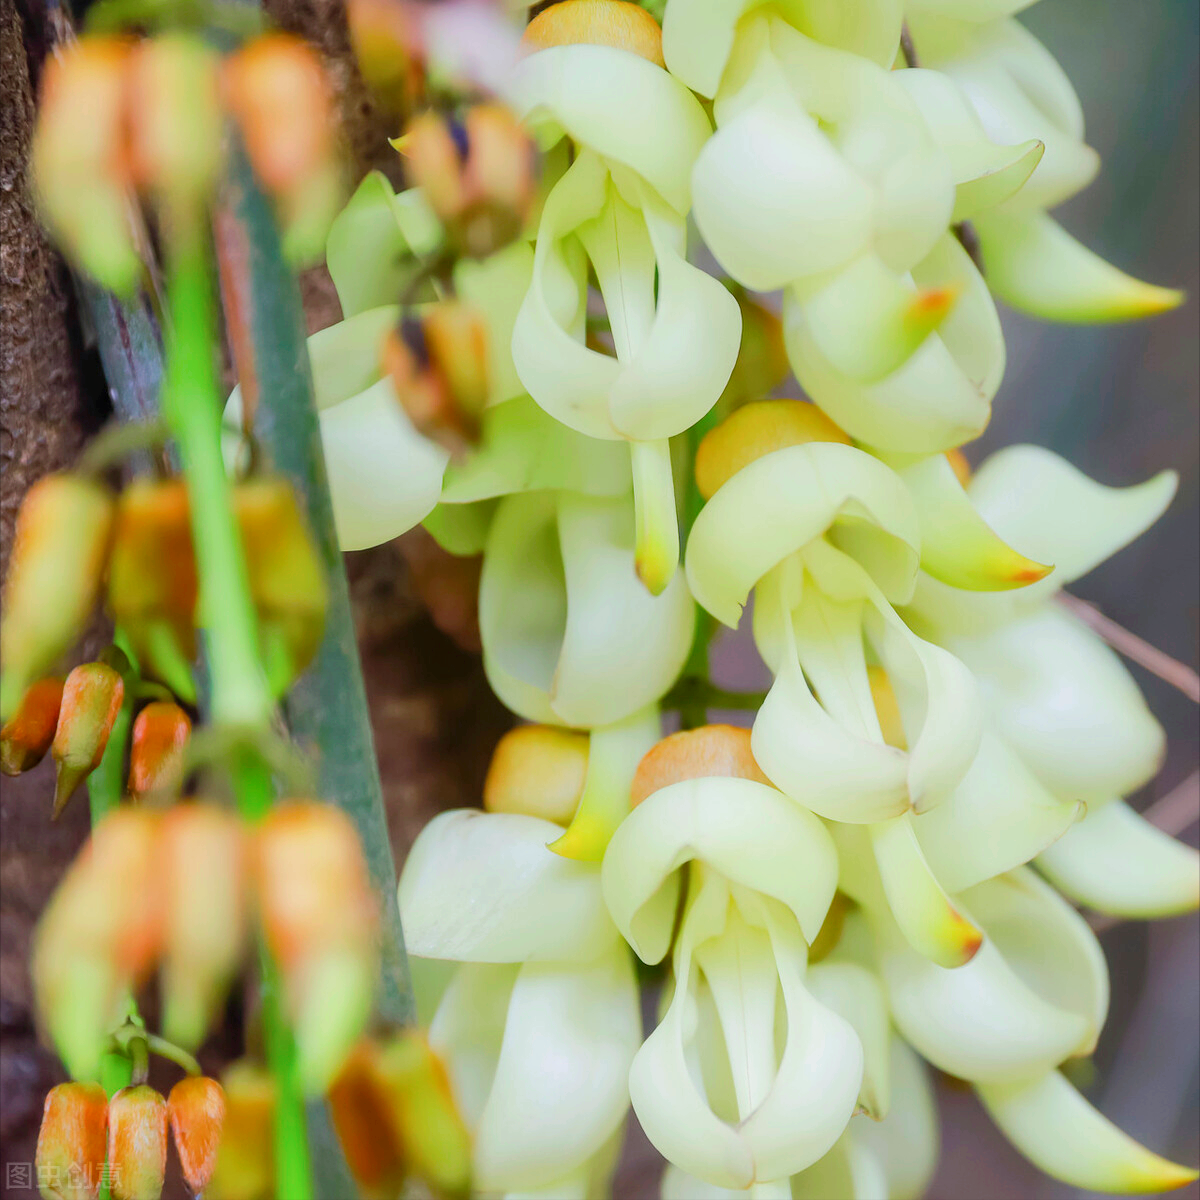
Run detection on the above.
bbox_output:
[32,802,376,1090]
[35,1075,224,1200]
[328,1032,471,1200]
[400,104,537,260]
[382,304,490,453]
[31,29,340,292]
[0,471,327,720]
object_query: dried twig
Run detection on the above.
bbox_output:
[1143,770,1200,837]
[1059,593,1200,704]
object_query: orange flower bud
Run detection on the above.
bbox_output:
[254,802,377,1092]
[208,1062,275,1200]
[524,0,665,65]
[372,1032,471,1199]
[401,104,536,258]
[346,0,426,114]
[483,724,589,824]
[31,37,141,293]
[159,804,247,1052]
[232,478,328,697]
[32,810,162,1081]
[1,677,64,776]
[383,303,489,453]
[51,662,125,818]
[1,474,115,722]
[630,724,770,806]
[720,286,789,411]
[35,1081,107,1200]
[167,1077,225,1195]
[107,479,198,704]
[126,34,223,202]
[328,1042,405,1200]
[106,1086,168,1200]
[127,702,191,803]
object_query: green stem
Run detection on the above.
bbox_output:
[144,1034,202,1077]
[160,199,312,1199]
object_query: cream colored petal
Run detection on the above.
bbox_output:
[1037,799,1200,920]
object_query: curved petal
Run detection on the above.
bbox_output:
[790,1134,888,1200]
[891,452,1051,591]
[976,1070,1199,1194]
[398,810,617,963]
[601,777,838,962]
[960,868,1109,1053]
[968,446,1177,594]
[915,732,1083,894]
[685,442,920,628]
[785,235,1001,454]
[949,606,1166,803]
[973,210,1184,323]
[805,962,891,1119]
[1037,798,1200,920]
[474,948,641,1194]
[854,1038,940,1200]
[508,43,711,215]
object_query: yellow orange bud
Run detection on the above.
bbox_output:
[167,1076,225,1195]
[208,1063,275,1200]
[31,37,141,292]
[346,0,426,114]
[372,1032,471,1199]
[35,1081,107,1200]
[868,666,907,751]
[107,479,198,703]
[483,724,589,824]
[1,474,115,722]
[159,804,247,1052]
[383,304,489,453]
[106,1086,167,1200]
[254,803,377,1092]
[719,287,789,412]
[631,724,769,806]
[524,0,665,67]
[328,1043,405,1200]
[125,34,222,201]
[694,400,851,501]
[232,478,328,697]
[401,105,536,258]
[51,662,125,818]
[127,702,191,803]
[1,677,64,776]
[32,810,162,1081]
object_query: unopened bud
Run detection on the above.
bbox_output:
[127,702,191,802]
[346,0,426,114]
[31,37,141,292]
[232,478,328,697]
[401,104,536,258]
[209,1062,275,1200]
[523,0,665,67]
[168,1076,225,1195]
[254,803,377,1092]
[694,399,851,501]
[222,34,341,262]
[35,1081,108,1200]
[383,304,489,453]
[1,474,115,722]
[631,724,770,806]
[328,1042,405,1200]
[126,34,222,202]
[159,804,247,1052]
[1,677,64,776]
[32,810,162,1081]
[51,662,125,817]
[373,1032,471,1199]
[483,724,588,824]
[107,479,198,704]
[107,1086,168,1200]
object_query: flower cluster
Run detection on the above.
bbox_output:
[302,1,1199,1196]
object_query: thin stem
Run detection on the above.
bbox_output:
[1058,593,1200,704]
[144,1034,203,1077]
[160,199,312,1199]
[1143,770,1200,837]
